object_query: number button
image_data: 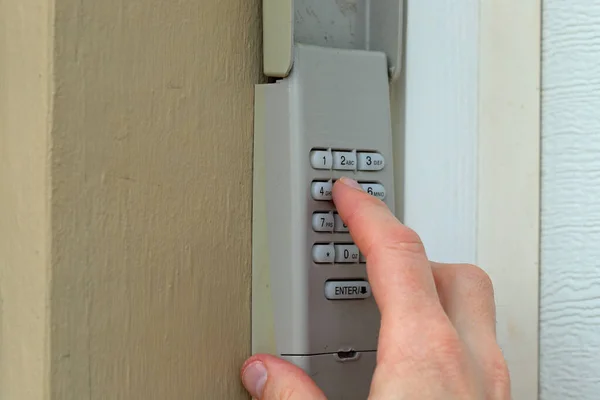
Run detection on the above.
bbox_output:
[334,244,360,263]
[332,151,356,170]
[357,152,385,171]
[312,244,335,263]
[312,212,334,232]
[360,182,386,200]
[311,180,333,201]
[310,150,333,170]
[333,213,349,232]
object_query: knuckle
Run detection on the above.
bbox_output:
[428,329,466,362]
[456,264,494,296]
[344,191,386,220]
[373,225,425,257]
[277,386,299,400]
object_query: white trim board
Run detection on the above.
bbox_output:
[396,1,541,399]
[478,1,540,399]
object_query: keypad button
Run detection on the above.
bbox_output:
[333,213,349,232]
[357,152,385,171]
[312,212,334,232]
[311,181,333,201]
[360,183,386,200]
[310,150,333,170]
[334,244,360,263]
[324,280,371,300]
[360,252,366,263]
[312,244,335,263]
[332,151,357,170]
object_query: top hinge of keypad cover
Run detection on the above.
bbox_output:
[262,0,403,81]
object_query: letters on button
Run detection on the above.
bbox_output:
[334,244,360,263]
[324,280,371,300]
[357,152,385,171]
[311,181,333,201]
[332,151,356,170]
[360,183,386,200]
[312,212,334,232]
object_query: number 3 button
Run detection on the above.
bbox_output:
[357,152,385,171]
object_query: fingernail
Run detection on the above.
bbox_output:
[338,177,363,191]
[242,361,267,398]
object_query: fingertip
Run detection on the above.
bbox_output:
[240,354,326,399]
[241,356,268,398]
[336,176,364,191]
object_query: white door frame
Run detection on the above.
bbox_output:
[396,1,541,399]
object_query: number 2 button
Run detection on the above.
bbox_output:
[333,151,356,170]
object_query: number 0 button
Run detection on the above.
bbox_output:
[334,244,360,263]
[310,150,333,170]
[332,151,356,170]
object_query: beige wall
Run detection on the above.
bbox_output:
[1,0,261,398]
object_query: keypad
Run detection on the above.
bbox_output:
[308,148,386,285]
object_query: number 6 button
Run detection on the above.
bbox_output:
[360,182,386,200]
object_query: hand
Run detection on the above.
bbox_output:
[241,177,510,399]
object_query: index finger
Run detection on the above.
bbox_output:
[332,177,442,321]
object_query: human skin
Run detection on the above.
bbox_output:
[241,177,511,399]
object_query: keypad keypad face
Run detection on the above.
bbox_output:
[309,148,387,275]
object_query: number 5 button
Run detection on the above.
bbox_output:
[357,152,385,171]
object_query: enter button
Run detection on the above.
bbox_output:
[324,280,371,300]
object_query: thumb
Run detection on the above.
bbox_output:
[241,354,326,400]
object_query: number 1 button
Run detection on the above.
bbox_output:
[310,150,333,170]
